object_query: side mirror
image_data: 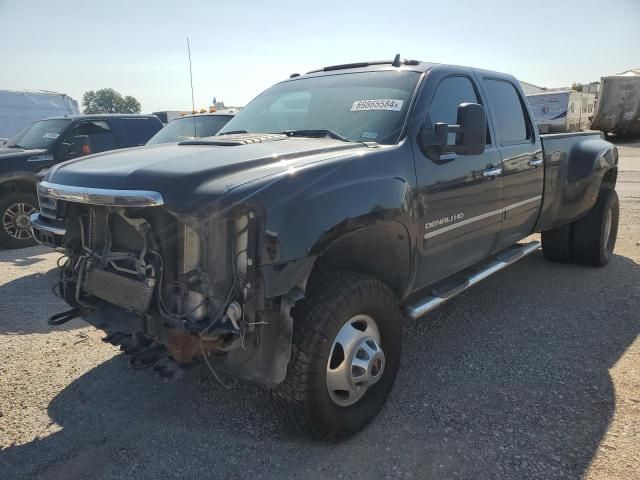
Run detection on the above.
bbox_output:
[420,102,486,158]
[72,135,92,156]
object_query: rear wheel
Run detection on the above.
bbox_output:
[541,223,573,263]
[571,187,619,266]
[272,271,402,441]
[0,192,38,249]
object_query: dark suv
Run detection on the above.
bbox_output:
[0,114,162,248]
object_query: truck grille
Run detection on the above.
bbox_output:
[38,191,59,219]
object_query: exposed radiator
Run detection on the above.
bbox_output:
[84,268,156,313]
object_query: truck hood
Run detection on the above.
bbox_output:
[46,135,370,211]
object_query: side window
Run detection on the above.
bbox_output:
[482,79,531,145]
[70,120,117,153]
[429,76,491,145]
[122,118,160,146]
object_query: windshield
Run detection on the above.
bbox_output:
[147,115,234,145]
[218,71,421,145]
[6,119,71,150]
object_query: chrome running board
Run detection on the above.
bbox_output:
[404,241,541,320]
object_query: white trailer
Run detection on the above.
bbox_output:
[590,69,640,136]
[526,90,595,134]
[0,90,80,142]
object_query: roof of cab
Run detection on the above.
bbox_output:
[285,55,437,81]
[285,56,517,84]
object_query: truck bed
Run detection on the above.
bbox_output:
[536,130,616,231]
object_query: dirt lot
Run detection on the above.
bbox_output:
[1,142,638,479]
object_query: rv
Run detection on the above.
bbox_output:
[590,69,640,137]
[0,90,79,142]
[526,90,595,134]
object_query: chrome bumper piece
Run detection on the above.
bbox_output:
[29,212,66,249]
[38,181,164,207]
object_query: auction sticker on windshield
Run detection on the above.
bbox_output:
[351,99,404,112]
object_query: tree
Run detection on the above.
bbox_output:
[82,88,141,114]
[571,82,584,92]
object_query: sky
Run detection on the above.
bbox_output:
[1,0,638,113]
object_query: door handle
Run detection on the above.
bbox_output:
[482,167,502,178]
[528,158,543,167]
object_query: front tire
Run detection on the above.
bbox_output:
[272,271,402,441]
[0,192,38,249]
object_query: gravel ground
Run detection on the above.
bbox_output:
[1,144,638,479]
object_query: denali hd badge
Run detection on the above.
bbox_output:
[425,213,464,230]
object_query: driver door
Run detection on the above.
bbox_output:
[414,74,503,289]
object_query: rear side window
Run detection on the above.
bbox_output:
[122,118,161,146]
[482,79,531,145]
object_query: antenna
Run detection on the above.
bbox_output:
[186,37,195,113]
[186,37,197,137]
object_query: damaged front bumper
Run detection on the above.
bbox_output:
[31,181,293,387]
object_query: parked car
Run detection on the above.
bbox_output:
[527,90,595,133]
[32,57,618,440]
[146,111,236,145]
[0,114,162,248]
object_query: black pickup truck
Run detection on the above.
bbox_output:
[31,57,618,440]
[0,114,162,248]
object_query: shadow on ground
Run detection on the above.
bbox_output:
[0,263,80,335]
[1,252,639,479]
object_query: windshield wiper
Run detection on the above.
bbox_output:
[283,129,351,142]
[6,144,27,150]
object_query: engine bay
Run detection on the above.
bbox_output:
[53,203,260,374]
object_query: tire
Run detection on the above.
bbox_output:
[541,223,573,263]
[272,271,402,441]
[571,187,619,267]
[0,192,38,249]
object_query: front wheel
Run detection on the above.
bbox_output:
[272,271,402,440]
[0,192,38,249]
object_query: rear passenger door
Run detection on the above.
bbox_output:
[479,77,543,250]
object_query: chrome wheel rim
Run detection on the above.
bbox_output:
[3,202,36,240]
[326,314,385,407]
[603,207,613,250]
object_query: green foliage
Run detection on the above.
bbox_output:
[570,82,584,92]
[82,88,141,114]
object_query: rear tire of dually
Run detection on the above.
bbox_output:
[541,223,573,263]
[571,187,619,267]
